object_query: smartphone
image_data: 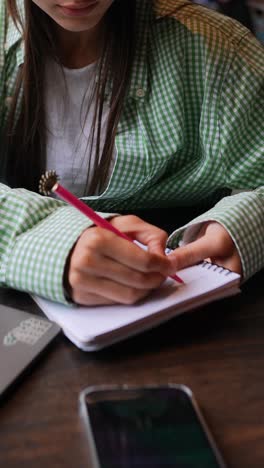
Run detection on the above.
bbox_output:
[79,384,227,468]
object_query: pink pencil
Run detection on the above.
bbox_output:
[39,171,184,284]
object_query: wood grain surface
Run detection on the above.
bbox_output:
[0,270,264,468]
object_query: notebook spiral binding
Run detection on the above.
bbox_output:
[201,261,232,276]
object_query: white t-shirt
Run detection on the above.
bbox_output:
[45,59,112,197]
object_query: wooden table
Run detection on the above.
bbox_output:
[0,270,264,468]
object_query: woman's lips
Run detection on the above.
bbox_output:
[58,1,98,16]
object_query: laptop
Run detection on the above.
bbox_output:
[0,303,61,398]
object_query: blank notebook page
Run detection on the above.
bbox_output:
[33,262,240,349]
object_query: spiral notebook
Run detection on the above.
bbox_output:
[33,262,240,351]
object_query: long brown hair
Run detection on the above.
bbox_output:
[5,0,136,193]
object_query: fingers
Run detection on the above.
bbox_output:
[71,252,164,289]
[168,235,218,271]
[67,222,172,306]
[77,226,171,275]
[74,292,115,306]
[71,275,151,306]
[66,217,242,307]
[168,222,242,275]
[110,215,168,256]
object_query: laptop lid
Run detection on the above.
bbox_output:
[0,304,61,397]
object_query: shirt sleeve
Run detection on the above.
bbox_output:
[0,183,114,304]
[168,32,264,281]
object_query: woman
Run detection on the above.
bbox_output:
[0,0,263,306]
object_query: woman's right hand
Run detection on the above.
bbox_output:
[66,215,173,306]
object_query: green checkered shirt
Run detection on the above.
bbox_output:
[0,0,263,304]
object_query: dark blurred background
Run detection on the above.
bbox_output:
[192,0,264,43]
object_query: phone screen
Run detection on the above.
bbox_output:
[83,386,225,468]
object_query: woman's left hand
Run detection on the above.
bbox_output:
[168,221,243,277]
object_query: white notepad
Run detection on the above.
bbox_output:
[33,262,240,351]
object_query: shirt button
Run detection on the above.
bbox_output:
[136,88,145,98]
